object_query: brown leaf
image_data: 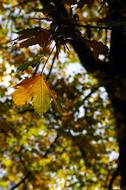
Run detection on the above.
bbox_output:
[87,40,108,59]
[16,27,51,48]
[36,30,51,47]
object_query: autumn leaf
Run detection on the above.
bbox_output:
[87,40,108,59]
[12,74,56,114]
[32,75,55,114]
[15,27,51,49]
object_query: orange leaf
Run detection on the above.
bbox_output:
[12,74,56,114]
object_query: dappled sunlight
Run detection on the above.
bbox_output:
[0,0,124,189]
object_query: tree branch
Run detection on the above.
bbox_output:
[108,167,119,190]
[70,35,109,74]
[83,87,98,102]
[39,0,109,74]
[9,172,31,190]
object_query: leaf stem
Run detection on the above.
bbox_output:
[41,44,55,74]
[47,49,57,80]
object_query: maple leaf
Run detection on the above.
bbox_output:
[15,27,51,49]
[32,75,55,114]
[87,40,108,59]
[12,74,56,114]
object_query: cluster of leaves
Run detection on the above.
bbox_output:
[0,0,120,189]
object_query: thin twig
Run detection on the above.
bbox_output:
[98,1,106,13]
[33,40,54,75]
[33,60,41,75]
[31,17,52,22]
[9,172,31,190]
[41,44,55,74]
[83,87,98,102]
[61,23,126,31]
[76,24,112,30]
[47,50,57,80]
[43,134,59,157]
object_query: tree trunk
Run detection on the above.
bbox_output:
[107,32,126,189]
[67,3,126,188]
[105,1,126,188]
[103,9,126,190]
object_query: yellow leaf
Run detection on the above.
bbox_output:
[12,74,56,114]
[12,76,36,106]
[32,75,54,114]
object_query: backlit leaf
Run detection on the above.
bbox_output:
[12,74,56,114]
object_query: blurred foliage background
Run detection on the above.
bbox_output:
[0,0,120,189]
